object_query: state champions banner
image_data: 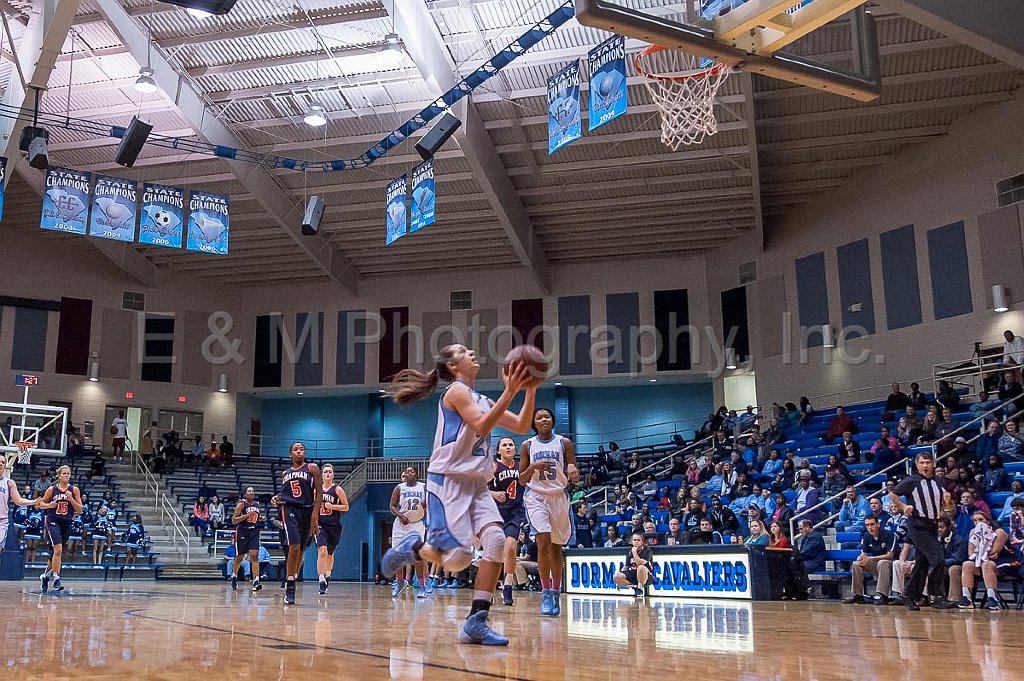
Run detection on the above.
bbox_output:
[139,183,184,249]
[410,159,435,233]
[41,167,91,234]
[186,189,229,255]
[547,60,582,154]
[0,156,7,223]
[587,35,627,131]
[385,174,407,245]
[88,175,137,242]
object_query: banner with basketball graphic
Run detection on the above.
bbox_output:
[186,190,230,255]
[139,183,185,248]
[385,174,407,245]
[0,156,7,223]
[587,35,627,131]
[88,175,137,242]
[547,60,582,154]
[41,167,91,235]
[410,160,435,233]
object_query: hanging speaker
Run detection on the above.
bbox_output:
[415,113,462,160]
[301,195,325,235]
[114,117,153,168]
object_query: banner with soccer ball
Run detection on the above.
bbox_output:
[139,183,185,249]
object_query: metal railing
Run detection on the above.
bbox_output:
[338,461,368,502]
[129,446,192,564]
[366,458,428,483]
[788,397,1017,538]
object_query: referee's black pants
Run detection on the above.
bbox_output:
[904,517,945,601]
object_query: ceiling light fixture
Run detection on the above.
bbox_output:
[303,103,328,127]
[186,8,215,18]
[381,32,404,63]
[135,67,157,93]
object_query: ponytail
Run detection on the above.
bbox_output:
[388,344,463,405]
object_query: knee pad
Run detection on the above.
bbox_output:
[480,525,505,563]
[441,546,473,572]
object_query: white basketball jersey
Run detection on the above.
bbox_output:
[0,478,10,521]
[429,381,494,480]
[524,434,568,494]
[396,481,426,521]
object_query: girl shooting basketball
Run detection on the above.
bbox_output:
[380,344,537,645]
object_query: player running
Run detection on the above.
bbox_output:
[490,436,525,606]
[230,486,264,592]
[316,463,349,595]
[390,466,428,598]
[270,442,321,605]
[37,465,83,592]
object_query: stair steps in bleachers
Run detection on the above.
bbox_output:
[158,562,226,580]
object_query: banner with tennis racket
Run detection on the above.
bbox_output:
[410,160,435,233]
[385,174,407,245]
[547,60,582,154]
[41,166,91,235]
[89,175,137,242]
[139,183,185,248]
[587,35,627,131]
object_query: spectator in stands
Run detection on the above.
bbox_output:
[138,429,154,467]
[836,432,862,466]
[917,411,939,444]
[797,396,814,426]
[764,417,783,445]
[869,497,890,528]
[939,515,968,603]
[31,470,50,497]
[589,453,610,487]
[998,419,1024,462]
[822,465,847,502]
[604,525,625,548]
[722,461,740,495]
[737,405,758,432]
[642,520,662,546]
[958,511,1012,610]
[817,406,852,445]
[762,449,784,481]
[566,467,588,504]
[770,493,794,527]
[1003,329,1024,368]
[796,459,819,487]
[935,380,962,411]
[189,435,204,465]
[745,519,769,545]
[706,495,739,536]
[795,519,826,573]
[1007,498,1024,551]
[954,491,991,539]
[997,480,1024,521]
[190,496,210,537]
[785,447,805,467]
[933,407,959,448]
[682,498,705,533]
[206,442,221,469]
[208,495,226,532]
[970,391,1005,422]
[998,370,1024,414]
[636,474,658,504]
[883,383,910,422]
[895,417,917,450]
[870,438,899,474]
[573,502,593,549]
[684,460,701,488]
[697,413,718,441]
[624,452,642,484]
[871,425,900,458]
[843,515,897,605]
[687,518,724,545]
[67,427,85,459]
[703,462,726,497]
[775,458,796,490]
[976,420,1001,463]
[220,435,234,467]
[906,382,927,410]
[794,472,820,521]
[836,486,871,535]
[981,455,1009,492]
[781,403,800,428]
[767,520,790,548]
[657,517,680,546]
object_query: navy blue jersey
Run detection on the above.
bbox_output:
[45,484,75,521]
[491,459,523,511]
[124,522,145,545]
[319,484,343,527]
[238,501,261,530]
[280,463,315,507]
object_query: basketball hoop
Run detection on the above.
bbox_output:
[16,441,35,465]
[634,45,730,149]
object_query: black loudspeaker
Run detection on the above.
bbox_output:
[27,136,49,169]
[415,113,462,160]
[301,195,325,236]
[115,117,153,168]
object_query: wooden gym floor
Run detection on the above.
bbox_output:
[0,580,1019,680]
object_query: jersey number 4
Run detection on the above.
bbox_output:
[290,480,303,497]
[506,481,518,500]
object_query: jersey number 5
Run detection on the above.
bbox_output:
[290,480,302,497]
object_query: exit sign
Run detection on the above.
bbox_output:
[178,396,187,403]
[125,392,135,399]
[15,374,39,386]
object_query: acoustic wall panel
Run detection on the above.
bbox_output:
[879,225,922,330]
[927,221,973,320]
[294,312,324,387]
[558,295,592,376]
[605,292,640,374]
[794,252,829,348]
[336,311,366,386]
[837,238,876,338]
[653,289,690,371]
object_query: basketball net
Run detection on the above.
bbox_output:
[634,46,730,149]
[16,441,35,465]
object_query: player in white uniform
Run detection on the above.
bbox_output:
[390,466,428,598]
[381,344,536,646]
[1,454,39,557]
[521,407,577,617]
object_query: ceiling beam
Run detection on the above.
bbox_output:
[95,0,360,295]
[387,0,549,293]
[735,72,764,248]
[2,0,157,288]
[206,67,421,103]
[757,91,1013,126]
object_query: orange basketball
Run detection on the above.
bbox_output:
[505,345,548,387]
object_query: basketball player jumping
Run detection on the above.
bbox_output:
[381,344,536,645]
[521,408,577,616]
[270,442,321,605]
[389,466,428,598]
[38,465,84,592]
[316,463,349,595]
[230,486,263,592]
[490,436,526,606]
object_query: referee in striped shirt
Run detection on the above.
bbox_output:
[889,451,957,611]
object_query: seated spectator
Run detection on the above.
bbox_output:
[825,454,850,480]
[981,455,1009,492]
[730,449,750,476]
[189,435,205,465]
[896,417,917,450]
[870,439,899,473]
[835,486,871,535]
[917,411,939,444]
[190,496,210,537]
[90,506,115,564]
[208,495,226,531]
[938,516,968,604]
[603,525,625,548]
[843,515,898,604]
[737,405,758,432]
[958,511,1014,610]
[795,459,819,487]
[685,460,702,487]
[998,420,1024,462]
[656,487,672,511]
[883,383,910,421]
[872,425,901,458]
[681,498,705,533]
[637,474,658,504]
[606,442,624,471]
[767,520,790,549]
[703,463,727,497]
[764,417,783,445]
[785,447,805,467]
[663,454,687,481]
[948,436,974,465]
[905,382,927,410]
[932,407,959,450]
[573,502,593,548]
[206,442,221,469]
[762,449,784,480]
[697,413,718,441]
[970,391,1005,422]
[31,470,50,497]
[776,458,796,490]
[567,467,588,504]
[745,519,769,545]
[67,427,85,459]
[998,370,1024,415]
[904,404,924,433]
[822,466,848,501]
[686,518,724,545]
[770,493,794,528]
[795,519,826,573]
[997,480,1024,521]
[822,406,855,444]
[624,452,642,484]
[837,432,862,465]
[797,397,814,426]
[793,473,820,521]
[663,517,685,546]
[935,380,961,411]
[722,461,740,496]
[976,420,1001,462]
[954,491,992,539]
[706,495,739,536]
[751,432,773,466]
[613,534,653,597]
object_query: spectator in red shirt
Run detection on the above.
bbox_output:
[821,406,856,444]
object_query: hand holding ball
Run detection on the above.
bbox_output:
[504,345,548,388]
